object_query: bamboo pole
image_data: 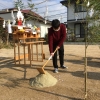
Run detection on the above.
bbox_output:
[84,22,88,100]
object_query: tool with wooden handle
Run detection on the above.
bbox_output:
[37,47,58,74]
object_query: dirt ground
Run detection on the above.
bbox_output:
[0,43,100,100]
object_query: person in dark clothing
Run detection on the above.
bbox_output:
[48,19,68,73]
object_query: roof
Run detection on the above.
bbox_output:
[0,8,51,24]
[60,0,76,7]
[21,9,51,24]
[60,0,69,7]
[0,8,43,20]
[21,10,44,21]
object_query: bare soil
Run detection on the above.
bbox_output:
[0,44,100,100]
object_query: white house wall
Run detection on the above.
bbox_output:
[67,4,87,20]
[67,4,75,20]
[0,12,17,22]
[26,20,51,37]
[40,25,51,37]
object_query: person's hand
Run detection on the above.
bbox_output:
[57,46,60,49]
[50,53,54,57]
[50,46,60,57]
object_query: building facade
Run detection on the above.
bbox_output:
[61,0,87,41]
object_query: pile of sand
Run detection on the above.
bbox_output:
[29,71,57,88]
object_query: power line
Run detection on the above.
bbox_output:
[44,12,67,17]
[50,16,67,18]
[0,3,10,9]
[34,0,48,6]
[36,8,67,14]
[34,3,60,9]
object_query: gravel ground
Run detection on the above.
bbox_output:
[0,44,100,100]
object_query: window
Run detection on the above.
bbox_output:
[75,0,86,12]
[75,23,86,38]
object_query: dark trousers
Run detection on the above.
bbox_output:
[52,44,64,68]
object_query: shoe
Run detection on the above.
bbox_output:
[60,65,68,69]
[54,68,58,73]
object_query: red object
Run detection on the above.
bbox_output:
[18,18,22,25]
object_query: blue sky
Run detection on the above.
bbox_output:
[0,0,67,23]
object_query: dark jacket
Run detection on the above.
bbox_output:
[48,24,66,53]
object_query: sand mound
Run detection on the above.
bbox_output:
[29,71,57,88]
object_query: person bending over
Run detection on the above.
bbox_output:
[48,19,68,73]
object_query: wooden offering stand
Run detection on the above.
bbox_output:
[12,26,45,67]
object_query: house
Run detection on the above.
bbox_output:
[0,8,51,38]
[60,0,87,41]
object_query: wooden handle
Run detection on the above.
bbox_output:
[42,48,58,69]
